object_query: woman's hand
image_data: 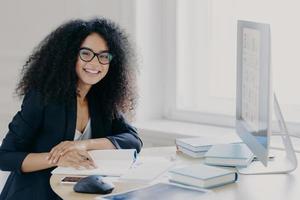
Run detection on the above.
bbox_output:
[47,140,90,164]
[55,149,96,169]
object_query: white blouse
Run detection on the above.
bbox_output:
[74,119,92,141]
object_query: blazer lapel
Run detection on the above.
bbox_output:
[65,97,77,141]
[88,93,108,138]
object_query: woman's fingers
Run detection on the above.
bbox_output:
[48,141,72,164]
[52,143,73,163]
[60,150,96,169]
[48,147,62,164]
[60,141,87,157]
[78,150,97,168]
[48,142,65,160]
[48,140,88,164]
[59,145,76,157]
[66,151,83,163]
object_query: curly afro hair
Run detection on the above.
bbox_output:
[16,17,138,119]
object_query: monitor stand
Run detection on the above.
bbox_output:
[237,94,298,175]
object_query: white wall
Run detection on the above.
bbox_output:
[0,0,144,140]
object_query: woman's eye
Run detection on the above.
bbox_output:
[99,54,109,59]
[82,51,91,56]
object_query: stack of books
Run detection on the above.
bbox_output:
[169,163,238,189]
[175,137,236,158]
[204,143,254,167]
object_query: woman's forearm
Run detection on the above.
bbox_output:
[21,152,56,173]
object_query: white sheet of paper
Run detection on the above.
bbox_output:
[119,156,175,182]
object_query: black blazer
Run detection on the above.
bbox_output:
[0,90,142,200]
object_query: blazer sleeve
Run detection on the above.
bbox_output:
[106,114,143,153]
[0,90,44,173]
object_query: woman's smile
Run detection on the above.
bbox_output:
[83,67,101,75]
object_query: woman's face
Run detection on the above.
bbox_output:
[76,33,110,89]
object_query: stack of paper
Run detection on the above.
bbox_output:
[51,149,136,176]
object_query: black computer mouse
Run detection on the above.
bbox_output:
[73,175,115,194]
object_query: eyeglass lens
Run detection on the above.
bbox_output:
[79,48,112,65]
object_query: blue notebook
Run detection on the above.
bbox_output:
[204,143,254,167]
[169,164,238,189]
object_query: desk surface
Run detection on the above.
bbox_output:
[50,146,300,200]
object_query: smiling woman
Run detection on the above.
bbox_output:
[0,18,142,200]
[75,33,111,87]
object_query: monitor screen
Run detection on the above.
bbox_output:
[236,20,271,166]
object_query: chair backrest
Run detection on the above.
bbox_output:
[0,171,9,193]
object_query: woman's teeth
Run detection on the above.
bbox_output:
[84,69,100,74]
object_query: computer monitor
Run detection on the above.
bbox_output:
[236,20,297,174]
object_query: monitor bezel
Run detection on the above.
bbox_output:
[236,20,272,166]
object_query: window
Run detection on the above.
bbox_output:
[165,0,300,131]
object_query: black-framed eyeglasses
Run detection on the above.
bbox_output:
[79,47,113,65]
